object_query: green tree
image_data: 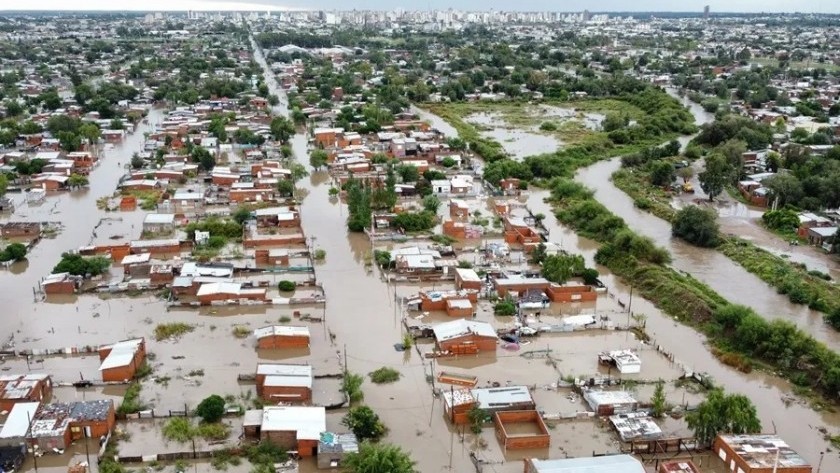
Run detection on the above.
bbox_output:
[686,389,761,446]
[343,442,415,473]
[541,253,585,284]
[110,119,124,130]
[699,153,732,202]
[194,394,226,423]
[67,173,89,188]
[191,147,215,171]
[269,116,295,143]
[649,161,676,187]
[309,149,328,170]
[677,166,694,183]
[0,173,7,196]
[651,380,667,418]
[0,242,27,262]
[4,100,23,117]
[79,123,101,146]
[762,174,803,208]
[672,206,720,247]
[130,153,145,170]
[277,179,295,197]
[341,406,386,441]
[422,195,441,213]
[57,131,81,152]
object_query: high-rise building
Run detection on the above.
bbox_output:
[704,5,710,19]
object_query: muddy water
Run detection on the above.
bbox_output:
[576,158,840,346]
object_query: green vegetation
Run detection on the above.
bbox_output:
[162,417,230,442]
[392,211,436,232]
[686,388,761,446]
[232,326,251,338]
[309,149,328,169]
[341,372,365,404]
[368,367,401,384]
[466,405,489,434]
[313,249,327,260]
[154,322,195,341]
[613,158,840,319]
[540,252,598,284]
[494,299,516,316]
[651,380,667,418]
[185,218,242,242]
[672,206,720,247]
[277,280,296,292]
[195,394,226,423]
[0,242,27,262]
[117,382,146,415]
[342,405,386,441]
[53,253,111,276]
[344,442,416,473]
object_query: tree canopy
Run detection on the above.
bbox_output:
[686,388,761,446]
[343,443,416,473]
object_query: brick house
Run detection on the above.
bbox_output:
[432,319,497,354]
[254,326,310,349]
[98,338,146,382]
[713,434,812,473]
[0,374,52,412]
[258,406,326,457]
[255,363,313,403]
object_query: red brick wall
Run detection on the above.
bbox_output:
[257,335,310,349]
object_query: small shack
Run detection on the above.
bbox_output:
[258,406,326,457]
[254,326,310,350]
[98,338,146,382]
[317,432,359,469]
[255,363,313,403]
[583,390,638,416]
[432,319,497,354]
[609,412,662,441]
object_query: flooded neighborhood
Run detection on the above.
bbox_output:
[1,6,840,473]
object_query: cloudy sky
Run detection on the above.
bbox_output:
[8,0,840,13]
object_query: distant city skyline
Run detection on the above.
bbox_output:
[3,0,840,13]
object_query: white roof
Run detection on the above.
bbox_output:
[810,226,838,237]
[0,402,39,439]
[454,267,481,282]
[447,299,473,309]
[144,213,175,225]
[432,319,497,342]
[527,455,645,473]
[181,262,233,278]
[398,254,436,269]
[472,386,532,410]
[120,253,151,265]
[261,406,326,440]
[196,282,242,296]
[99,338,144,371]
[254,326,310,339]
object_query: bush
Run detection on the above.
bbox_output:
[494,300,516,316]
[195,394,226,423]
[672,206,720,247]
[154,323,195,341]
[53,253,111,276]
[342,406,386,441]
[392,211,436,232]
[0,242,27,262]
[313,249,326,260]
[341,372,364,404]
[369,367,401,384]
[539,121,557,131]
[277,280,296,292]
[163,418,194,442]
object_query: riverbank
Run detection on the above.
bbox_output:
[612,166,840,320]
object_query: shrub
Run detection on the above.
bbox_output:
[539,121,557,131]
[494,300,516,316]
[313,249,326,260]
[277,280,296,292]
[369,367,401,384]
[195,394,226,423]
[154,323,194,341]
[232,326,250,338]
[0,242,27,262]
[341,372,364,403]
[163,418,194,442]
[672,206,720,247]
[342,406,386,441]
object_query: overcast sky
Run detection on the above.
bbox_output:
[7,0,840,13]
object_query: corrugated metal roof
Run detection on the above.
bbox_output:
[432,319,497,342]
[261,406,325,440]
[99,339,143,372]
[0,402,39,439]
[253,326,310,339]
[527,455,645,473]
